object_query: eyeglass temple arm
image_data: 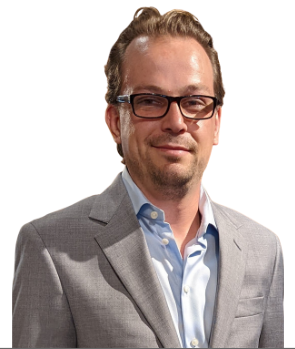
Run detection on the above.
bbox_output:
[116,95,130,103]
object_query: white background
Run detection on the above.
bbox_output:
[1,1,294,347]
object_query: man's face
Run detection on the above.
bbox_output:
[106,35,221,198]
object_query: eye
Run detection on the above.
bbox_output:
[134,95,166,108]
[181,96,215,118]
[182,97,206,110]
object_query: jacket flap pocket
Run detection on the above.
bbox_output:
[236,296,264,318]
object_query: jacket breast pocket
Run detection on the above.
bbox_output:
[227,297,265,348]
[235,296,265,318]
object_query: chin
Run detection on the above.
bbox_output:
[148,162,195,187]
[152,153,207,185]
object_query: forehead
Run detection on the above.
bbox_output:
[121,35,214,95]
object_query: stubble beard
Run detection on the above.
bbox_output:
[125,134,207,200]
[145,154,206,200]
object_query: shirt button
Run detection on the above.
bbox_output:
[162,238,169,245]
[184,285,190,293]
[150,211,158,219]
[191,338,199,347]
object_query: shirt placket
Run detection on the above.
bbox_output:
[181,242,206,348]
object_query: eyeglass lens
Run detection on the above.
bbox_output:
[133,95,215,119]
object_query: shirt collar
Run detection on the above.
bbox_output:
[121,167,217,235]
[122,167,151,216]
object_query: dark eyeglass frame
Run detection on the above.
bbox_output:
[116,93,220,120]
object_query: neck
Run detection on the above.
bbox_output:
[129,171,202,257]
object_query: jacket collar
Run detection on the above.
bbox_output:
[89,174,181,348]
[209,202,248,348]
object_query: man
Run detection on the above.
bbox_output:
[13,7,283,348]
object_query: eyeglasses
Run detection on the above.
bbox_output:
[116,93,220,120]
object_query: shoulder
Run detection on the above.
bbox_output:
[18,173,127,241]
[18,195,98,239]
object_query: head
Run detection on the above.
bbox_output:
[105,7,225,199]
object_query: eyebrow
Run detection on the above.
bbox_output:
[132,84,213,95]
[185,84,212,95]
[132,85,166,94]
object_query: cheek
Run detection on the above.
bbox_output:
[120,114,152,161]
[192,120,215,151]
[121,110,134,138]
[120,110,135,152]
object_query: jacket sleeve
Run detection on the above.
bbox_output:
[259,234,284,348]
[13,223,76,348]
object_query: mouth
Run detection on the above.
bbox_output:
[152,144,191,156]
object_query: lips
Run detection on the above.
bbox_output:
[153,144,190,152]
[152,144,192,158]
[147,135,196,154]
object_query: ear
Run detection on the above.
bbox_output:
[213,107,222,145]
[105,104,121,145]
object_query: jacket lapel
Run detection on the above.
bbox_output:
[89,174,181,348]
[209,202,249,348]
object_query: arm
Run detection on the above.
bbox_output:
[259,235,284,348]
[13,223,76,348]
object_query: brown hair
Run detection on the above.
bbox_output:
[104,7,225,159]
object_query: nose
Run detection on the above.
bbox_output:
[161,101,188,134]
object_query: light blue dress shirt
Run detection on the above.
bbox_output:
[122,168,219,348]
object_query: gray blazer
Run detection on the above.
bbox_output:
[13,174,284,348]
